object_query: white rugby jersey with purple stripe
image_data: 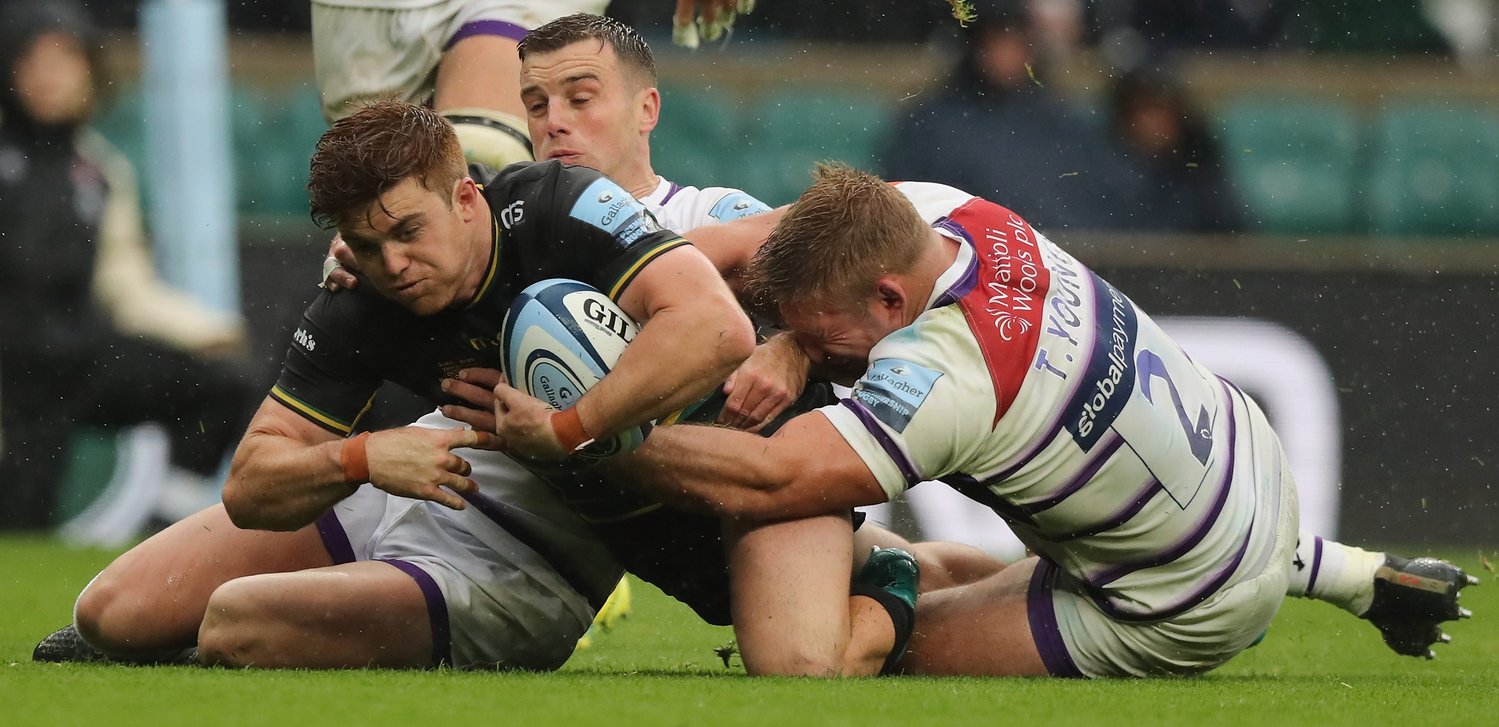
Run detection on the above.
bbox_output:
[638,177,771,232]
[820,182,1277,622]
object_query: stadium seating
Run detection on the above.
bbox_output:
[737,87,893,206]
[651,86,749,189]
[1364,100,1499,238]
[1217,97,1362,235]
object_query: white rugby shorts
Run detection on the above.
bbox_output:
[316,409,624,669]
[1028,397,1301,678]
[312,0,610,121]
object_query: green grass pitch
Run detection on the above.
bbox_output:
[2,537,1494,726]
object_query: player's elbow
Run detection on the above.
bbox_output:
[705,305,756,376]
[221,455,295,532]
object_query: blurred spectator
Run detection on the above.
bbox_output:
[1108,66,1240,233]
[0,0,257,531]
[881,0,1147,232]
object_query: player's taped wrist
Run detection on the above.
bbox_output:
[550,408,594,454]
[341,432,371,484]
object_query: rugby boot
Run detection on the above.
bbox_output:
[576,577,633,650]
[32,624,108,664]
[1360,555,1478,659]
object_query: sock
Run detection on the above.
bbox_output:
[442,108,534,168]
[1285,530,1385,615]
[851,584,914,675]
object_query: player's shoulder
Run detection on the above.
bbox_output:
[872,307,981,375]
[890,181,977,224]
[653,179,771,229]
[305,278,409,332]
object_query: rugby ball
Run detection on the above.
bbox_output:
[500,279,649,460]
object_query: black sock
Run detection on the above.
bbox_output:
[851,585,915,675]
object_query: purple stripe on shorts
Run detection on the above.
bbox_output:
[839,398,923,485]
[446,19,528,49]
[1027,560,1085,678]
[1307,535,1325,594]
[1022,432,1124,515]
[379,559,452,667]
[315,509,356,565]
[659,182,684,206]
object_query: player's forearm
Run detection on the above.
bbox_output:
[621,424,838,521]
[223,433,358,532]
[578,300,754,440]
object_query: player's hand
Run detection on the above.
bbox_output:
[717,330,809,432]
[491,377,571,460]
[440,367,506,433]
[320,234,360,292]
[363,426,501,509]
[672,0,755,48]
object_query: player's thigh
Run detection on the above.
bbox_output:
[434,35,524,113]
[902,557,1049,676]
[725,513,856,676]
[310,3,448,120]
[853,524,1007,591]
[76,504,331,647]
[431,0,604,113]
[198,560,432,669]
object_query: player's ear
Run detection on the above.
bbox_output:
[638,86,660,134]
[874,276,908,317]
[453,177,481,222]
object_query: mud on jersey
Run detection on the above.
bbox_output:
[821,182,1284,622]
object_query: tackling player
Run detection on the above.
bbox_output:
[495,163,1478,676]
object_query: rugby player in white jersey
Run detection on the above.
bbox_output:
[495,164,1478,676]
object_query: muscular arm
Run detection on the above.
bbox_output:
[614,411,889,521]
[222,397,357,531]
[680,207,786,301]
[224,397,492,531]
[575,244,756,441]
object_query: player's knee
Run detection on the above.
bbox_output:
[74,568,163,653]
[443,108,533,168]
[741,644,842,678]
[72,573,121,650]
[197,578,271,667]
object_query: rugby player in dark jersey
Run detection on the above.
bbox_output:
[38,100,755,671]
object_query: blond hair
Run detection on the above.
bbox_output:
[749,163,928,313]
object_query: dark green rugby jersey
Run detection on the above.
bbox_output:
[270,160,688,437]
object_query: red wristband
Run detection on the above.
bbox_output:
[550,408,593,453]
[341,432,371,484]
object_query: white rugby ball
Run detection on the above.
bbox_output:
[501,279,649,460]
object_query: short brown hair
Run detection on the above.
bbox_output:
[750,163,928,312]
[307,100,467,230]
[519,13,656,86]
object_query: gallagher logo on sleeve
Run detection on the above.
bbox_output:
[854,358,944,433]
[570,178,659,243]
